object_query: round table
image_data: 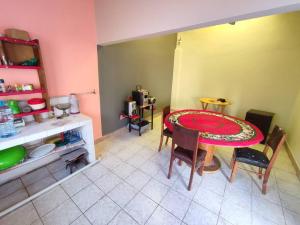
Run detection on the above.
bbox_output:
[164,110,264,172]
[200,97,231,114]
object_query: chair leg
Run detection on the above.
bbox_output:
[258,168,263,179]
[230,161,238,182]
[262,170,271,194]
[230,151,236,169]
[165,136,169,145]
[167,156,175,179]
[198,162,205,176]
[188,165,195,191]
[158,135,164,152]
[178,159,182,166]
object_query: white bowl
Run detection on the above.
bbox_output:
[29,102,46,110]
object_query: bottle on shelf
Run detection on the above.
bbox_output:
[0,106,16,138]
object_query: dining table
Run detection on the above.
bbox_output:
[164,109,264,172]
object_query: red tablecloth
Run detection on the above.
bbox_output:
[165,110,263,147]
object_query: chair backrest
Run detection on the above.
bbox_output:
[266,125,286,153]
[266,125,286,169]
[172,123,200,152]
[161,105,171,130]
[162,106,171,121]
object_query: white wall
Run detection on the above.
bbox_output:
[171,12,300,130]
[95,0,300,45]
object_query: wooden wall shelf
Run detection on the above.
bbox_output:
[13,109,49,118]
[0,65,40,70]
[0,37,38,46]
[0,89,45,96]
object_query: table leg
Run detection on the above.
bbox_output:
[201,102,208,110]
[198,144,221,173]
[220,105,226,114]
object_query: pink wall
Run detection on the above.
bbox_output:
[0,0,102,139]
[95,0,300,45]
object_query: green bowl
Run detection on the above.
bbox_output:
[0,145,26,171]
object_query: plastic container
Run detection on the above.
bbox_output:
[0,106,16,138]
[28,98,46,110]
[7,99,21,114]
[0,79,5,92]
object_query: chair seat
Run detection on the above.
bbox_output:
[235,147,270,168]
[174,146,206,168]
[163,128,173,137]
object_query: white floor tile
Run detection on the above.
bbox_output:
[108,181,138,207]
[100,155,123,169]
[61,173,91,196]
[183,201,218,225]
[126,169,151,190]
[125,193,157,224]
[252,195,285,224]
[142,178,169,203]
[108,210,138,225]
[172,176,201,199]
[127,154,148,168]
[33,186,69,216]
[146,206,181,225]
[0,202,39,225]
[70,215,91,225]
[160,189,191,220]
[94,171,122,193]
[216,217,234,225]
[193,188,223,214]
[72,184,105,212]
[283,208,300,225]
[112,162,136,179]
[223,185,251,210]
[42,199,81,225]
[154,169,178,187]
[279,191,300,215]
[139,161,161,177]
[220,198,251,225]
[83,163,108,181]
[252,211,282,225]
[200,176,226,196]
[85,196,121,225]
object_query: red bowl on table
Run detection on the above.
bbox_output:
[28,98,46,110]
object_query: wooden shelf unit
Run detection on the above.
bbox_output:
[0,35,50,121]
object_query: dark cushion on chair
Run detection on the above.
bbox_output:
[174,147,206,168]
[163,128,173,137]
[235,148,270,168]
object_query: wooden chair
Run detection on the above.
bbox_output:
[167,124,207,191]
[158,106,172,151]
[230,125,286,194]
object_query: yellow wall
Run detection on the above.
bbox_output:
[287,90,300,168]
[171,11,300,128]
[171,11,300,165]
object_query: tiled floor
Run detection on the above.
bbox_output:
[1,116,300,225]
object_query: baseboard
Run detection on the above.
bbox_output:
[95,110,162,144]
[284,141,300,180]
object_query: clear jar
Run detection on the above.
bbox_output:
[0,106,16,138]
